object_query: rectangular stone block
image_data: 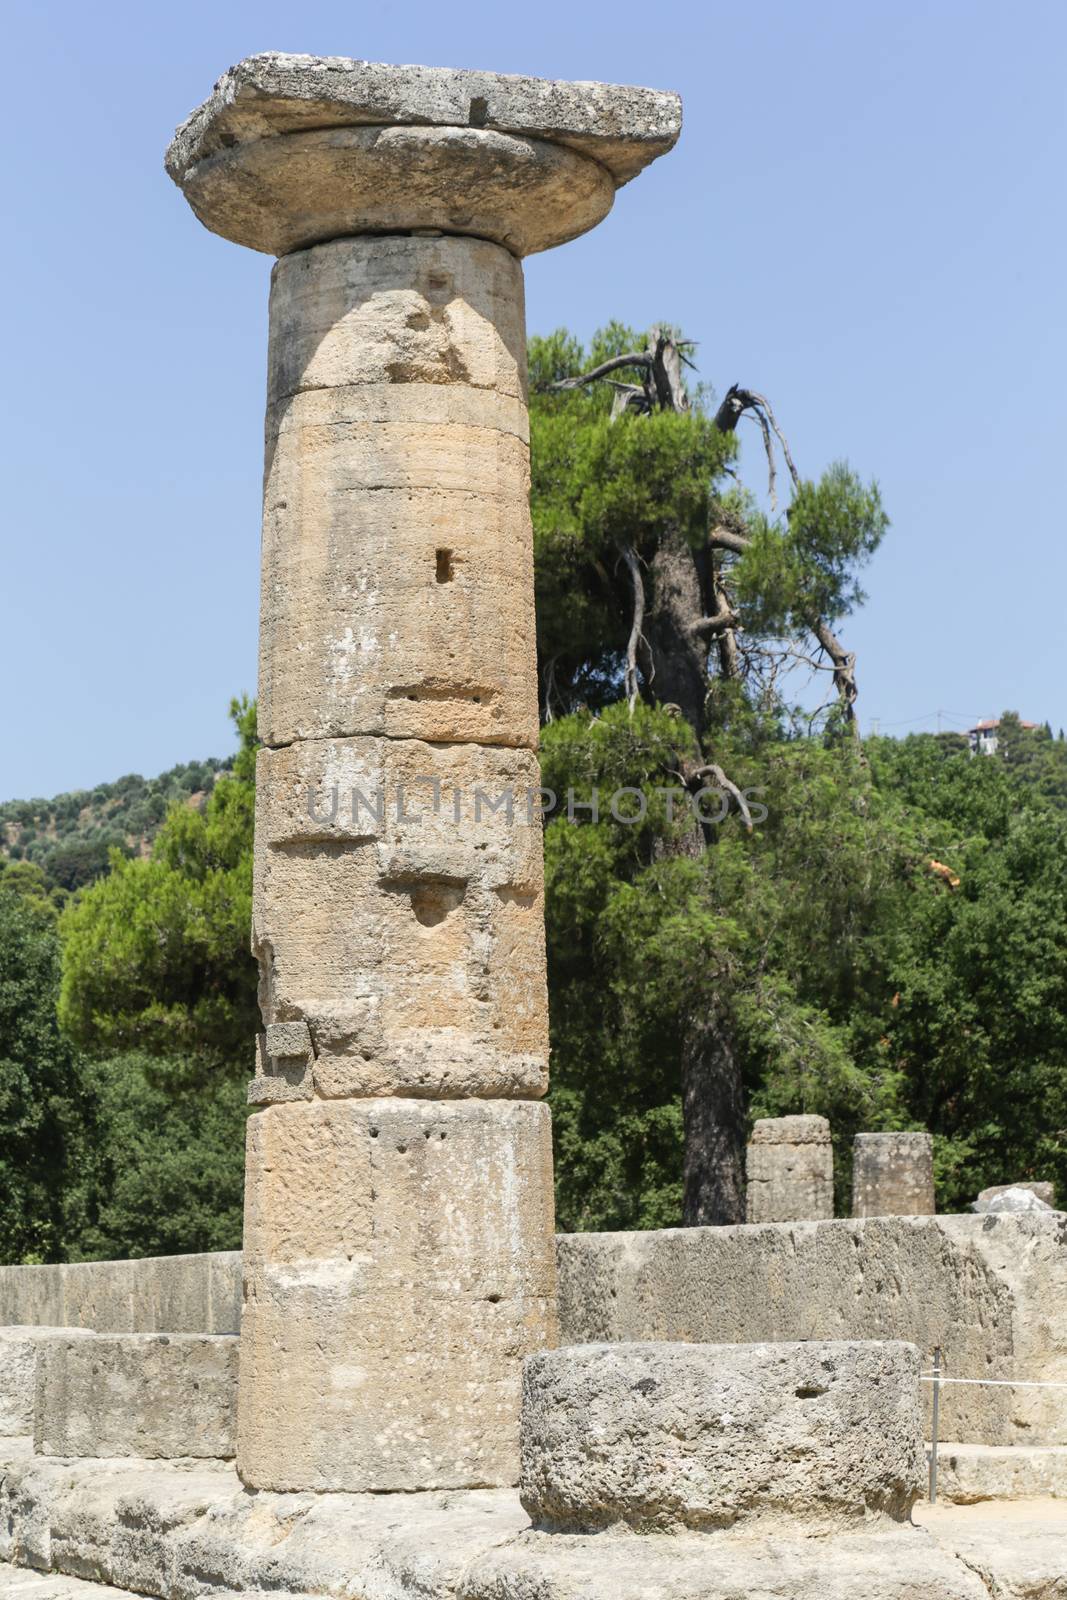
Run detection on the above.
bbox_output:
[253,737,548,1098]
[853,1132,935,1217]
[0,1256,242,1336]
[0,1331,94,1439]
[556,1213,1067,1446]
[238,1097,558,1490]
[34,1334,237,1459]
[167,55,683,191]
[745,1115,834,1223]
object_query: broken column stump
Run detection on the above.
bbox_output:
[745,1115,834,1223]
[852,1132,935,1218]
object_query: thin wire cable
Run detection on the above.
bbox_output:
[920,1375,1067,1389]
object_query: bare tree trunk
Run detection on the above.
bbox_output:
[550,328,752,1226]
[682,1006,747,1223]
[644,526,709,736]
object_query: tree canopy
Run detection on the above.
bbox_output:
[1,323,1064,1262]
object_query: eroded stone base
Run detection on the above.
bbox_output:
[239,1097,557,1491]
[521,1341,923,1533]
[9,1452,1064,1600]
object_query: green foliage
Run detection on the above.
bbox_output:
[542,697,1067,1225]
[733,464,888,632]
[0,752,232,896]
[529,326,736,711]
[71,1054,246,1260]
[865,730,1067,1206]
[0,702,256,1262]
[0,884,91,1262]
[542,704,703,1229]
[58,698,258,1081]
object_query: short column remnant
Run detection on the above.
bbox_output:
[745,1115,834,1222]
[165,54,681,1492]
[520,1340,925,1533]
[852,1132,935,1217]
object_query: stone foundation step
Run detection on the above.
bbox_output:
[0,1565,132,1598]
[0,1568,305,1600]
[6,1448,1067,1600]
[932,1441,1067,1502]
[1,1329,237,1459]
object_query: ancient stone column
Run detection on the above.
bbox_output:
[745,1115,834,1223]
[852,1132,935,1217]
[165,54,680,1492]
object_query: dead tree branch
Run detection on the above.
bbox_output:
[688,762,754,832]
[714,384,800,493]
[688,604,739,639]
[618,544,646,712]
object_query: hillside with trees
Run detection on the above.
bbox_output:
[2,331,1066,1262]
[0,757,233,903]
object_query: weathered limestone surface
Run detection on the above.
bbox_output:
[0,1567,138,1598]
[253,737,547,1099]
[745,1115,833,1223]
[464,1527,991,1600]
[556,1214,1067,1445]
[0,1256,241,1336]
[0,1333,94,1440]
[239,1099,557,1490]
[520,1340,922,1533]
[33,1335,237,1460]
[915,1498,1067,1600]
[853,1131,935,1216]
[259,237,538,750]
[935,1442,1067,1503]
[174,125,615,259]
[0,1451,1011,1600]
[165,54,683,196]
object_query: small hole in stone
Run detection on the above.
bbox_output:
[370,1128,379,1139]
[472,695,481,704]
[795,1385,827,1399]
[486,1293,502,1304]
[424,1129,432,1139]
[436,548,454,583]
[439,1131,447,1140]
[410,882,463,927]
[469,96,489,127]
[397,1142,407,1154]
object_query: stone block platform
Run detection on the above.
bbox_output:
[34,1335,236,1460]
[934,1442,1067,1503]
[6,1448,1060,1600]
[0,1256,241,1337]
[558,1212,1067,1444]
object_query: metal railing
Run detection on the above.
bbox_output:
[921,1349,1067,1501]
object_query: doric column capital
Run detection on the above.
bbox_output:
[165,53,681,258]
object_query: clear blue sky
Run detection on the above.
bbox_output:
[3,0,1065,800]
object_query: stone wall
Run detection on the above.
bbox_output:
[556,1214,1067,1445]
[6,1212,1066,1448]
[0,1254,240,1335]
